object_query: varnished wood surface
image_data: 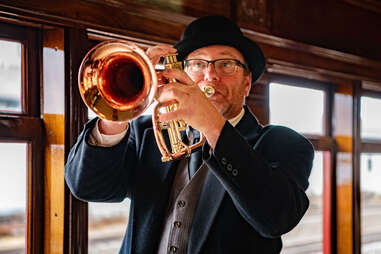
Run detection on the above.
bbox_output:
[64,28,92,254]
[42,28,66,254]
[43,114,65,254]
[334,83,355,254]
[0,0,381,63]
[270,0,381,61]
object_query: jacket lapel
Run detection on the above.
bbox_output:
[235,105,262,141]
[187,106,262,254]
[187,170,226,254]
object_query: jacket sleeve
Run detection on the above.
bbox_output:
[204,122,314,238]
[64,118,140,203]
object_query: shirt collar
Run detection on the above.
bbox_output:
[228,108,245,127]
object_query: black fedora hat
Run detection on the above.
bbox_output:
[174,15,265,83]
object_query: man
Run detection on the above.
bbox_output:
[65,15,314,254]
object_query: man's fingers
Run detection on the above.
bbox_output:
[162,69,194,86]
[158,108,187,123]
[146,44,176,65]
[157,83,182,102]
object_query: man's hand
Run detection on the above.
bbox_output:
[98,119,129,135]
[157,68,226,149]
[146,44,177,66]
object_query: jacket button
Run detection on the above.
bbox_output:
[270,162,280,169]
[221,157,227,165]
[170,246,178,253]
[226,164,233,171]
[232,169,238,176]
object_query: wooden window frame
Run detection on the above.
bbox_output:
[0,21,44,253]
[354,86,381,253]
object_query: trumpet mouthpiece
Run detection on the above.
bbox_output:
[202,86,215,98]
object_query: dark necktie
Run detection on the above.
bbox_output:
[186,126,203,178]
[188,149,202,179]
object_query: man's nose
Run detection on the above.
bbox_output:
[203,63,219,81]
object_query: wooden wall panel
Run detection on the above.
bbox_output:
[236,0,271,32]
[1,0,381,64]
[0,0,230,43]
[269,0,381,61]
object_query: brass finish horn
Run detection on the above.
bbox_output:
[78,40,214,162]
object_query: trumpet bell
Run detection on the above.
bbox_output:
[78,40,157,121]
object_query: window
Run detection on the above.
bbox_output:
[0,22,43,253]
[359,93,381,253]
[88,200,130,253]
[361,96,381,140]
[0,142,27,253]
[269,82,325,135]
[360,153,381,253]
[0,40,23,112]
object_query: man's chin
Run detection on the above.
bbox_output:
[211,103,227,116]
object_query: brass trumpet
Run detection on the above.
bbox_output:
[78,40,214,162]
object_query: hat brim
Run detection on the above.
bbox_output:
[174,34,265,83]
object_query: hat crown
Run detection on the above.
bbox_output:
[181,15,243,40]
[175,15,266,83]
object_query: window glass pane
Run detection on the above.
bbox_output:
[360,153,381,253]
[0,142,27,253]
[269,82,325,135]
[282,151,324,254]
[361,96,381,140]
[88,200,130,253]
[0,40,22,112]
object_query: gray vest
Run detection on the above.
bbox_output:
[157,158,208,254]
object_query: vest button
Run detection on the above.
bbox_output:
[170,246,178,253]
[177,200,186,208]
[174,221,182,228]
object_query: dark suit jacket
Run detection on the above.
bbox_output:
[65,106,314,254]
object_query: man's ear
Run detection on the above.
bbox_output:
[244,73,252,96]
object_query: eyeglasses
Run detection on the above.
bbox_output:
[183,58,248,76]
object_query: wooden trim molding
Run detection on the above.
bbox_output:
[353,81,362,254]
[242,28,381,70]
[0,2,184,44]
[64,27,91,254]
[86,28,160,48]
[265,58,381,84]
[341,0,381,15]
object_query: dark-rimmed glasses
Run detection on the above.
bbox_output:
[184,58,248,76]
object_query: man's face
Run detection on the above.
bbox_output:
[185,45,252,120]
